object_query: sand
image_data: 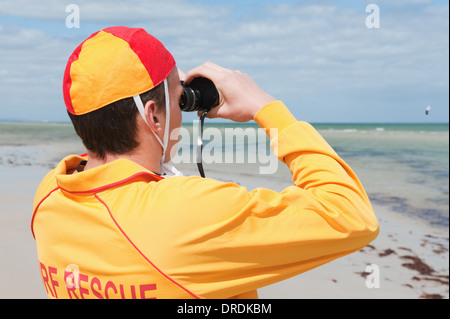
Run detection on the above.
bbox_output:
[0,163,448,299]
[0,165,49,298]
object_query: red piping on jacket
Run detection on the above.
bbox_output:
[57,172,164,194]
[95,194,200,299]
[31,171,200,299]
[31,172,163,237]
[31,186,60,239]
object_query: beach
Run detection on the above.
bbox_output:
[0,121,448,299]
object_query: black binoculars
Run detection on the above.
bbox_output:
[179,77,219,112]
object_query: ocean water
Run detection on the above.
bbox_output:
[315,123,449,229]
[0,121,448,229]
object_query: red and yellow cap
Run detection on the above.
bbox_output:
[63,26,175,115]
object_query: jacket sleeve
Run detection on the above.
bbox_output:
[147,101,380,299]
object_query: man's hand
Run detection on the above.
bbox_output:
[185,62,276,122]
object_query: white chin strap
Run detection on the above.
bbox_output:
[133,79,182,177]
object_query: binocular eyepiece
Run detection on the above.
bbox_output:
[179,77,219,112]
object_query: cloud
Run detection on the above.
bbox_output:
[0,24,72,120]
[0,0,448,122]
[0,0,230,22]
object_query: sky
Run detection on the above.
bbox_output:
[0,0,448,123]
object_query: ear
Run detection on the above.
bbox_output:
[144,100,163,133]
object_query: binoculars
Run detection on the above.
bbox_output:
[179,77,219,112]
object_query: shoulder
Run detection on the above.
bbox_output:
[131,175,253,227]
[156,175,251,212]
[33,168,59,211]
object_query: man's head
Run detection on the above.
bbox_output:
[63,26,181,162]
[67,83,165,160]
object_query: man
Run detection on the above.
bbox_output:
[31,26,379,299]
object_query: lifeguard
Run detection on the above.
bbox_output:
[32,26,379,299]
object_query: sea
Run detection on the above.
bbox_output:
[0,121,448,230]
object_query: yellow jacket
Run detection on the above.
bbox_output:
[31,101,379,299]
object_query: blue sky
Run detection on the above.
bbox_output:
[0,0,448,123]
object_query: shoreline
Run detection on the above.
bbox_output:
[0,163,448,299]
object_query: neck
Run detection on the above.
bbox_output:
[84,140,163,175]
[82,117,166,174]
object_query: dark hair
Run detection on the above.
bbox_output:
[68,83,165,160]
